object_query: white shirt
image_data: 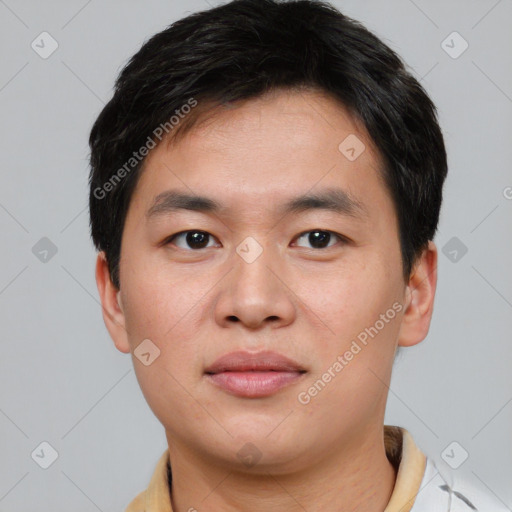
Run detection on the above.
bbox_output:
[411,455,509,511]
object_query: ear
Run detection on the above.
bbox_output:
[397,241,438,347]
[95,251,131,354]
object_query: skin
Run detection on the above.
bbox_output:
[96,88,437,512]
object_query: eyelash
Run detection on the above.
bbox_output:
[163,229,349,251]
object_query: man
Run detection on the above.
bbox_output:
[89,0,508,510]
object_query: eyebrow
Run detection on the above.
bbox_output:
[145,187,368,221]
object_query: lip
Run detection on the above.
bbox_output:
[205,350,306,373]
[204,350,307,398]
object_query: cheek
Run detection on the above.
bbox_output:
[120,253,203,343]
[120,255,214,381]
[132,357,205,437]
[297,261,404,414]
[121,268,208,427]
[302,259,398,340]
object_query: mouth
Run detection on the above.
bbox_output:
[204,350,307,398]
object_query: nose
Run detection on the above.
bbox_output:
[213,242,296,331]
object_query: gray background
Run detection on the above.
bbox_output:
[0,0,511,510]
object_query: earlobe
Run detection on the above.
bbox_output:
[397,241,438,348]
[95,252,131,354]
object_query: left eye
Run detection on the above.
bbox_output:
[293,230,345,249]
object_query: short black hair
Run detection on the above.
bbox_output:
[88,0,447,290]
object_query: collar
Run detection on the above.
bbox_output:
[126,425,426,512]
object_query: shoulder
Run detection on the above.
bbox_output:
[411,457,510,512]
[123,449,172,511]
[125,489,147,511]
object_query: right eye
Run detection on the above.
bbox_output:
[163,230,221,250]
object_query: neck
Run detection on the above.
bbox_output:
[167,425,397,512]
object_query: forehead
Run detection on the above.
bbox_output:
[130,89,390,222]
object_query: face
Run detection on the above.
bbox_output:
[97,88,436,474]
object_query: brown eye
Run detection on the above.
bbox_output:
[166,230,218,250]
[294,230,345,249]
